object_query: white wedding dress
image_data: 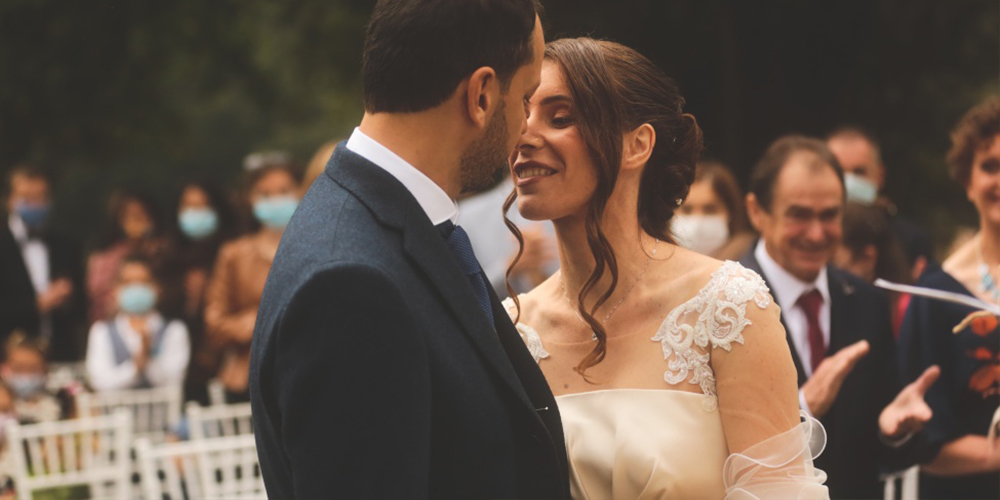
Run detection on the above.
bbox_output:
[503,261,829,500]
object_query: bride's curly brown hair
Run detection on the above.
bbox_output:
[504,37,703,376]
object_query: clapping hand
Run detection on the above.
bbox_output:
[802,340,870,418]
[36,278,73,314]
[879,365,940,441]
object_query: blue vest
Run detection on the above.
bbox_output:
[106,318,170,387]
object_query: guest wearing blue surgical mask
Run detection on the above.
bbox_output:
[85,255,190,391]
[672,160,756,260]
[0,332,61,423]
[87,189,169,323]
[0,165,86,362]
[827,126,935,281]
[165,180,237,404]
[205,153,301,403]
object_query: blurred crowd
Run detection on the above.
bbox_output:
[0,94,998,499]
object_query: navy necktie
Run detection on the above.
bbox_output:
[437,220,495,326]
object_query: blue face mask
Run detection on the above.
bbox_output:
[253,196,299,229]
[6,373,46,398]
[178,207,218,240]
[844,173,878,205]
[118,283,157,315]
[16,202,51,229]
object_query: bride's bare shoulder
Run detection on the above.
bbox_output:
[657,245,736,291]
[503,274,562,326]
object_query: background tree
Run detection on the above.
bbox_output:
[0,0,996,253]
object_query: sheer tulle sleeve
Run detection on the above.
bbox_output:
[723,411,829,499]
[698,263,830,499]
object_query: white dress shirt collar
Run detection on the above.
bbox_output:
[346,127,459,226]
[9,213,30,244]
[754,239,830,313]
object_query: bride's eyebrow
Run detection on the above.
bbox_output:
[538,94,572,106]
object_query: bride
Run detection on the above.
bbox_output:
[503,37,828,499]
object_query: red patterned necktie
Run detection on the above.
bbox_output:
[797,289,826,372]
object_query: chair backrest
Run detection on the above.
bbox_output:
[882,465,919,500]
[76,385,182,443]
[46,361,87,393]
[206,378,226,406]
[5,411,133,500]
[135,435,264,500]
[186,401,253,440]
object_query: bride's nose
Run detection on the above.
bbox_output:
[516,124,544,152]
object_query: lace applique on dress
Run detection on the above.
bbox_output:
[652,260,772,412]
[501,297,550,363]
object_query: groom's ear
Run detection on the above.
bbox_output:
[465,67,498,130]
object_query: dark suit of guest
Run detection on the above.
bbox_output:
[0,215,86,360]
[740,244,898,499]
[249,139,570,500]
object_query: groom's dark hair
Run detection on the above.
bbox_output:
[362,0,540,113]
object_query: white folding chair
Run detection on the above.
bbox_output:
[5,411,133,500]
[135,435,265,500]
[185,401,253,440]
[46,361,87,393]
[207,378,226,406]
[882,465,919,500]
[76,385,183,443]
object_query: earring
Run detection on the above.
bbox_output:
[675,198,683,206]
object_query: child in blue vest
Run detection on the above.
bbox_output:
[85,254,189,391]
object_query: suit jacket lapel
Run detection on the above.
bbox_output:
[488,281,569,481]
[826,266,858,355]
[739,246,809,386]
[327,145,538,413]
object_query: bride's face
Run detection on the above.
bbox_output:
[511,61,599,222]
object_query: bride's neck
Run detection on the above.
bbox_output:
[554,207,658,305]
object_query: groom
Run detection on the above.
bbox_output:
[249,1,570,498]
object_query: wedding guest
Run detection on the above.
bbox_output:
[673,159,756,260]
[898,95,1000,499]
[0,166,86,361]
[86,189,169,323]
[0,380,15,493]
[835,202,911,334]
[0,332,60,423]
[165,180,236,404]
[828,126,935,280]
[85,254,190,391]
[205,155,301,403]
[740,134,933,499]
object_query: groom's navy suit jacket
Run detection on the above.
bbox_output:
[249,145,570,500]
[739,247,899,499]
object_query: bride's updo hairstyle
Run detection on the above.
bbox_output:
[504,38,702,376]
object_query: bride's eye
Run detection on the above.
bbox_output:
[551,114,575,128]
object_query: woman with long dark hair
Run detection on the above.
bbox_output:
[502,38,828,498]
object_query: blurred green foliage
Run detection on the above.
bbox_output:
[0,0,997,256]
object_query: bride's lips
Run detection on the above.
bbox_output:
[512,160,558,187]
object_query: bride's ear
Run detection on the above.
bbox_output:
[622,123,655,172]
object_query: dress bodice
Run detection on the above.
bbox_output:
[503,260,828,500]
[557,389,729,499]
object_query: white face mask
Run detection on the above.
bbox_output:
[671,214,730,256]
[844,173,878,205]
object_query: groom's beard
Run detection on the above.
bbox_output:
[460,100,510,194]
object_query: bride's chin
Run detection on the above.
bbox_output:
[515,200,557,222]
